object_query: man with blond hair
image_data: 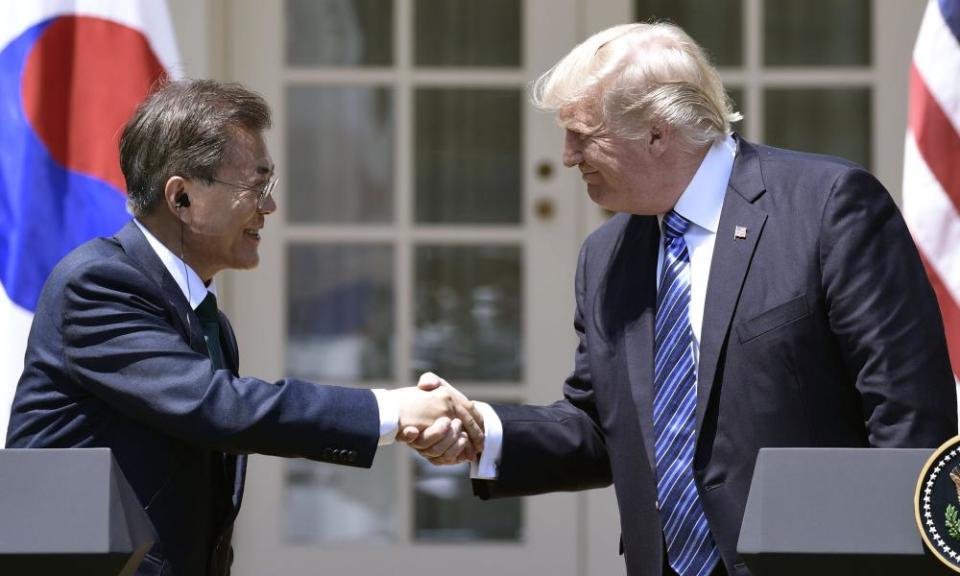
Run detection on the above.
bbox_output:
[412,22,957,576]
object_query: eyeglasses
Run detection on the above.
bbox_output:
[211,174,278,210]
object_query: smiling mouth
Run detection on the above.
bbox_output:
[580,165,599,176]
[244,229,261,240]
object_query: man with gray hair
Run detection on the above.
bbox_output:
[413,22,957,576]
[7,79,483,576]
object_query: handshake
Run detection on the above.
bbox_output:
[385,372,485,465]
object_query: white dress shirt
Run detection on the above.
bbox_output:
[134,219,215,310]
[132,219,400,446]
[471,134,738,479]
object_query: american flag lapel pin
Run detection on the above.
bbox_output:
[734,225,748,240]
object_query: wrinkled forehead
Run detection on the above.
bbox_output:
[222,128,274,179]
[557,92,605,134]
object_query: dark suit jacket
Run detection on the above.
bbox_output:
[6,221,380,576]
[474,138,958,576]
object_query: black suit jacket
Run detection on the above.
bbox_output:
[7,221,380,576]
[475,138,958,576]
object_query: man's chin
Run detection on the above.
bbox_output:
[586,185,618,212]
[586,183,605,203]
[233,253,260,271]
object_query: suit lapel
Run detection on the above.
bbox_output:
[215,311,247,511]
[117,222,248,517]
[217,312,240,375]
[695,138,768,436]
[621,216,661,471]
[115,221,208,355]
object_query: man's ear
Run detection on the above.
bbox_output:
[163,176,188,216]
[647,123,671,158]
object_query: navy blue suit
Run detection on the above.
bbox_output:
[474,138,958,576]
[7,221,380,576]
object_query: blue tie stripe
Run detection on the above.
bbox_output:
[654,377,695,446]
[654,375,695,442]
[653,211,720,576]
[653,350,695,422]
[654,318,690,369]
[658,445,695,500]
[656,275,687,320]
[655,388,696,454]
[654,334,690,382]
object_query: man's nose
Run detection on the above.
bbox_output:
[562,130,582,168]
[259,193,277,215]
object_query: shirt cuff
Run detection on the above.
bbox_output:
[371,389,399,446]
[470,401,502,479]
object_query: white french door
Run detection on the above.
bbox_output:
[224,1,586,574]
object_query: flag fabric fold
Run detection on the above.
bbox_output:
[0,1,180,444]
[904,0,960,408]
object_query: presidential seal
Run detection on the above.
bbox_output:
[917,436,960,573]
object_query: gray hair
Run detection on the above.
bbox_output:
[120,79,272,216]
[531,22,741,149]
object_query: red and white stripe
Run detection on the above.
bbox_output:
[903,0,960,396]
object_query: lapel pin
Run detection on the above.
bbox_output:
[734,225,748,240]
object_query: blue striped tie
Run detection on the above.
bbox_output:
[654,211,720,576]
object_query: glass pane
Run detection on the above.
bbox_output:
[286,0,392,67]
[413,452,522,541]
[415,89,521,224]
[764,0,869,66]
[634,0,742,67]
[285,451,398,544]
[763,88,871,169]
[413,245,522,381]
[287,86,394,223]
[414,0,521,67]
[287,244,393,381]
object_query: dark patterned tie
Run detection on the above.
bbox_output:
[195,291,234,568]
[195,292,225,371]
[653,211,720,576]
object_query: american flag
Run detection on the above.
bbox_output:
[903,0,960,398]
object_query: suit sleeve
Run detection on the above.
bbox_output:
[474,244,612,499]
[60,258,380,466]
[819,167,957,446]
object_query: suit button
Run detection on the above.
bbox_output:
[347,451,357,463]
[322,448,333,460]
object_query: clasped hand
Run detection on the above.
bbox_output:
[388,372,482,465]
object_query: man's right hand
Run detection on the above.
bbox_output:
[386,373,485,457]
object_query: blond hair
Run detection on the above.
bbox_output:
[531,22,741,149]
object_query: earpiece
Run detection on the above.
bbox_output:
[176,193,191,208]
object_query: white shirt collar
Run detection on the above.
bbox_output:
[133,219,217,310]
[670,134,737,233]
